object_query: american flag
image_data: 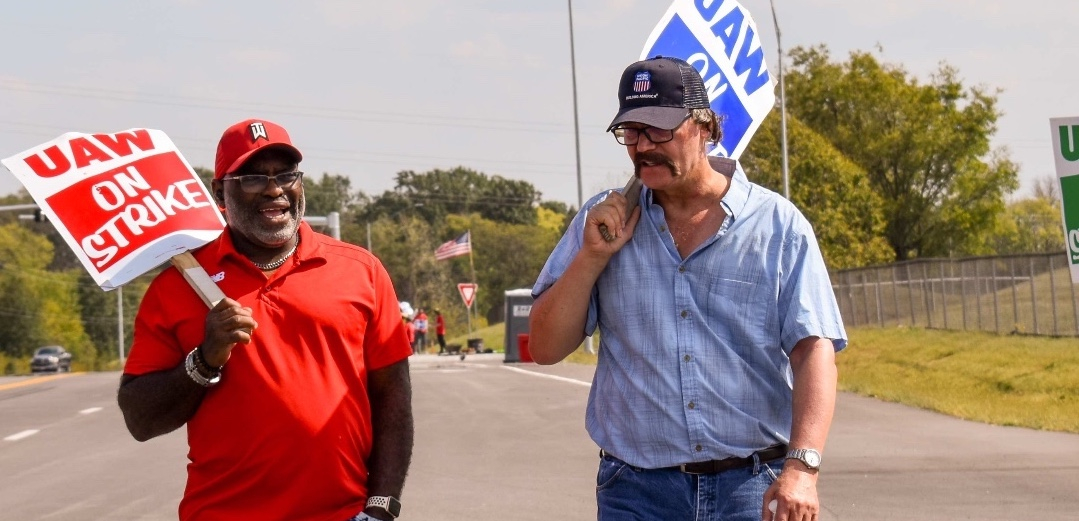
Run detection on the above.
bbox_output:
[434,231,471,260]
[633,71,651,92]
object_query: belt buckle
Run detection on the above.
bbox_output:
[678,462,711,475]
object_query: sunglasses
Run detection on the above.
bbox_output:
[222,171,304,194]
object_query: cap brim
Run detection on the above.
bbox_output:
[221,143,303,179]
[607,106,690,131]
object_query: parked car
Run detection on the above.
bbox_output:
[30,345,72,373]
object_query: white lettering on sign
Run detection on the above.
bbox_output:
[687,51,729,101]
[1070,229,1079,262]
[91,165,151,210]
[21,129,156,178]
[80,171,212,267]
[512,305,532,317]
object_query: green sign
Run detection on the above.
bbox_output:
[1061,175,1079,263]
[1051,117,1079,282]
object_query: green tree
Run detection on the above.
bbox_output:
[539,201,575,234]
[36,270,96,369]
[0,224,51,359]
[77,269,152,368]
[303,173,354,216]
[343,167,569,334]
[361,167,540,226]
[357,215,453,310]
[785,46,1019,260]
[984,189,1064,254]
[0,224,93,369]
[194,166,214,191]
[464,214,560,323]
[742,112,893,269]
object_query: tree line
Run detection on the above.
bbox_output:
[0,46,1064,372]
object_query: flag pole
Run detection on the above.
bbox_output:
[466,229,476,336]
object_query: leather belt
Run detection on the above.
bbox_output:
[677,445,788,475]
[600,445,788,474]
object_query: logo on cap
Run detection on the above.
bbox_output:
[633,72,651,93]
[249,122,268,142]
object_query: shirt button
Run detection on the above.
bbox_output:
[659,225,667,232]
[687,401,695,409]
[683,354,691,362]
[678,265,686,273]
[695,445,703,452]
[680,310,688,319]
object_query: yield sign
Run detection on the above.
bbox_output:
[457,283,478,308]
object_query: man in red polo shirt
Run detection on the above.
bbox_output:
[118,118,413,521]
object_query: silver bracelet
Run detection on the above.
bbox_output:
[185,348,221,387]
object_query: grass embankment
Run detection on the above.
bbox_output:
[466,324,1079,434]
[839,327,1079,433]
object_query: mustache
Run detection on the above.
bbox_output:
[634,152,677,175]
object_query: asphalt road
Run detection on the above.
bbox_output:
[2,355,1078,520]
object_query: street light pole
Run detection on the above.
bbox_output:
[769,0,791,200]
[568,0,584,211]
[567,0,595,354]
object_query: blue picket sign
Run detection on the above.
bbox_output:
[641,0,776,159]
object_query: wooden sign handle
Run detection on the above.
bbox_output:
[169,251,225,309]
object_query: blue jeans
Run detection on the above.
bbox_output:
[596,452,782,521]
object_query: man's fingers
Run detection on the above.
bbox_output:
[599,224,616,242]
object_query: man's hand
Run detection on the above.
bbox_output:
[200,297,257,368]
[585,190,641,256]
[762,464,819,521]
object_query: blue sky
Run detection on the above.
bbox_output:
[1,0,1074,206]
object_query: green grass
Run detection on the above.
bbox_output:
[839,327,1079,433]
[440,323,508,353]
[466,323,1079,434]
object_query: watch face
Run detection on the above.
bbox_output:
[804,450,821,467]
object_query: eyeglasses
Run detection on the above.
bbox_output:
[611,115,690,146]
[612,126,675,146]
[222,171,303,194]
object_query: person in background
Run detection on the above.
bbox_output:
[412,308,428,355]
[117,118,413,521]
[403,315,416,351]
[435,309,447,355]
[528,57,846,521]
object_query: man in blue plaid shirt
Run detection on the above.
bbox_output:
[530,56,847,521]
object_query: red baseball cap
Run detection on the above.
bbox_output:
[214,118,303,179]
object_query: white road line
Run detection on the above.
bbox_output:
[501,365,591,387]
[80,407,103,415]
[4,429,40,442]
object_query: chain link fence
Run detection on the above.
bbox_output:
[831,251,1079,337]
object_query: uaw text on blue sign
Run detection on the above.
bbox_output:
[642,0,776,160]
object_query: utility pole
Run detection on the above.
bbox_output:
[568,0,595,355]
[770,0,791,200]
[568,0,584,212]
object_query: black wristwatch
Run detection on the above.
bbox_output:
[365,495,402,519]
